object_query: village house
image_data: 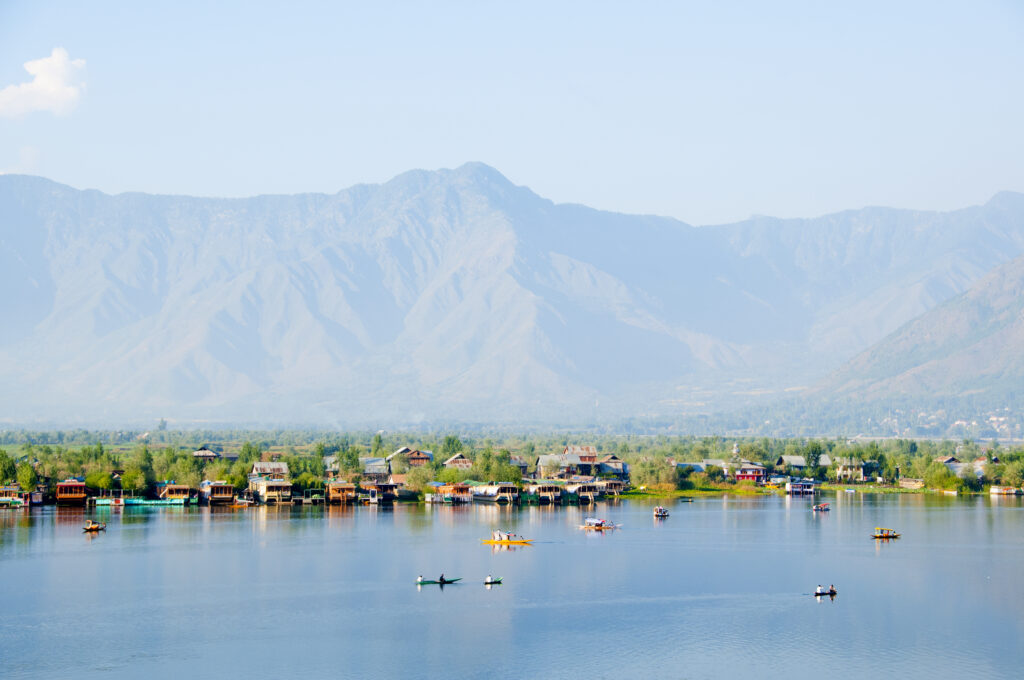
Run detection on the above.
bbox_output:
[250,461,289,480]
[360,457,390,481]
[509,455,529,478]
[443,453,473,470]
[407,450,434,467]
[734,462,766,483]
[776,454,832,470]
[192,446,219,462]
[835,459,879,482]
[596,454,630,481]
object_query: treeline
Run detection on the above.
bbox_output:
[2,431,1023,495]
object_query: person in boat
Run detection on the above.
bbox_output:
[829,584,836,594]
[815,584,825,595]
[485,574,493,584]
[417,575,423,584]
[439,573,445,584]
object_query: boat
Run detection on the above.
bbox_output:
[813,589,838,596]
[200,480,236,505]
[989,486,1022,496]
[56,479,88,506]
[82,520,106,533]
[482,530,532,545]
[471,482,520,504]
[484,577,503,585]
[416,578,462,585]
[580,518,618,531]
[0,486,25,508]
[653,506,669,518]
[679,498,694,503]
[872,527,900,539]
[812,503,830,512]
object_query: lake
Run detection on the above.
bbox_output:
[2,493,1023,679]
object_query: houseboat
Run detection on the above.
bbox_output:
[56,479,88,506]
[0,486,24,508]
[472,482,519,504]
[156,482,193,505]
[597,479,627,497]
[249,478,293,505]
[326,481,358,504]
[522,482,562,505]
[363,482,398,504]
[565,482,602,504]
[432,483,475,503]
[200,480,236,505]
[785,479,816,495]
[989,486,1022,496]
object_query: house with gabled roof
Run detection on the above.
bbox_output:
[443,453,473,470]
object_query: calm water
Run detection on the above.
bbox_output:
[2,493,1024,679]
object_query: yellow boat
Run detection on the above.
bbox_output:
[872,527,900,539]
[481,538,533,545]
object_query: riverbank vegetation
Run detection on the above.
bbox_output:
[0,429,1022,496]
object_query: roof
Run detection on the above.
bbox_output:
[509,456,528,466]
[564,445,598,456]
[598,454,623,463]
[778,455,807,467]
[360,457,388,472]
[703,459,729,468]
[251,461,289,475]
[444,453,470,465]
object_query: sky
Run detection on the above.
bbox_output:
[1,0,1023,225]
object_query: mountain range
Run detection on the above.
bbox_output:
[2,163,1023,427]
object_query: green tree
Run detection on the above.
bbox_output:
[1002,461,1024,487]
[16,462,38,491]
[121,466,147,493]
[238,441,261,464]
[371,433,384,457]
[440,435,463,459]
[0,450,15,484]
[85,471,113,490]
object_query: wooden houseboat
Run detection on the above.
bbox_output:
[565,481,602,504]
[522,482,562,505]
[200,480,236,505]
[326,481,358,504]
[597,479,627,497]
[250,478,293,505]
[989,486,1022,496]
[785,479,816,495]
[156,482,193,505]
[424,483,472,504]
[56,479,88,506]
[0,485,25,508]
[472,482,519,504]
[363,482,398,504]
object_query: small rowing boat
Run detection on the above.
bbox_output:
[653,506,669,518]
[580,518,618,531]
[484,577,503,585]
[483,530,531,545]
[812,503,830,512]
[83,521,106,533]
[416,578,462,585]
[813,589,838,597]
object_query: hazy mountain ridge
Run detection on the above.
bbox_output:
[2,164,1024,425]
[820,251,1024,402]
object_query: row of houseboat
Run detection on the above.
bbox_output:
[424,480,627,505]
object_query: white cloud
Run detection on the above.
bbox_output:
[0,48,86,118]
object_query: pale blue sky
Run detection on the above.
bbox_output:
[1,0,1022,224]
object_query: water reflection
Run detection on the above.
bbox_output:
[2,494,1024,680]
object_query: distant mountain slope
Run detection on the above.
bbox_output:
[2,164,1024,425]
[818,251,1024,402]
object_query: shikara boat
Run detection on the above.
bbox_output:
[484,577,503,585]
[872,527,900,539]
[416,578,462,585]
[813,589,838,597]
[83,521,106,533]
[812,503,830,512]
[482,530,532,545]
[580,518,618,531]
[653,506,669,518]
